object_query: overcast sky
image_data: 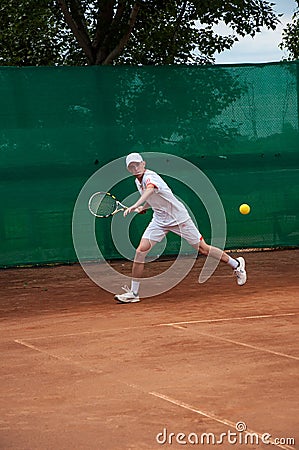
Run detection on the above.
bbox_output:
[214,0,297,64]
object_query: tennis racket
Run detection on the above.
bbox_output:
[88,192,127,218]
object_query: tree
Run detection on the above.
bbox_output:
[0,0,279,66]
[280,1,299,60]
[0,0,60,66]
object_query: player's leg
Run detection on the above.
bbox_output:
[132,238,156,283]
[196,238,228,262]
[114,222,166,303]
[194,238,247,285]
[114,239,157,303]
[174,219,247,286]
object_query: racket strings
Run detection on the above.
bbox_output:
[90,193,116,217]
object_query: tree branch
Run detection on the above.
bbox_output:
[101,2,141,65]
[110,0,127,26]
[165,0,188,64]
[93,0,115,49]
[57,0,94,64]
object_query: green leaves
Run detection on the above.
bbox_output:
[280,5,299,60]
[0,0,64,66]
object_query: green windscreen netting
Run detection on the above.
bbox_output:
[0,62,298,267]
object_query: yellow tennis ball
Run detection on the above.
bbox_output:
[239,203,250,215]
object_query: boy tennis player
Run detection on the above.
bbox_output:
[114,153,247,303]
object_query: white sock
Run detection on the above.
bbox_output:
[227,256,239,269]
[131,280,140,296]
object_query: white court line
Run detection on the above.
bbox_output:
[15,312,297,341]
[159,312,297,327]
[149,392,296,450]
[14,339,103,374]
[14,339,72,361]
[170,324,186,330]
[168,325,299,361]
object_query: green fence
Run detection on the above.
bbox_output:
[0,62,298,267]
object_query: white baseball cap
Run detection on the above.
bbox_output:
[125,152,144,167]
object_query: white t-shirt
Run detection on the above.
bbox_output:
[135,169,190,226]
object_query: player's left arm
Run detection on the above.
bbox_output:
[124,185,155,216]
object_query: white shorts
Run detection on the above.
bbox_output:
[142,218,202,246]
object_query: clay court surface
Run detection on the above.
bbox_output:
[0,249,298,450]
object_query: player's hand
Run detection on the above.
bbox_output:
[124,205,146,217]
[136,206,146,214]
[123,204,138,217]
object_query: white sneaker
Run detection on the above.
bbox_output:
[234,257,247,286]
[114,285,140,303]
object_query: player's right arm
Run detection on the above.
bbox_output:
[124,186,155,216]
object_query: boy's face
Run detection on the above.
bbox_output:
[127,160,145,176]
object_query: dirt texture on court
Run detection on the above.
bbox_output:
[0,249,298,450]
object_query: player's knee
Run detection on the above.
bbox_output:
[134,246,149,262]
